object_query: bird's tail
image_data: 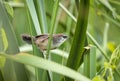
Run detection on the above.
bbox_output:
[21,34,35,44]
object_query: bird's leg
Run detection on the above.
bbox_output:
[43,51,47,59]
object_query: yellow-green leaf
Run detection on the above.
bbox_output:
[92,76,105,81]
[0,28,8,51]
[4,2,14,18]
[0,56,6,68]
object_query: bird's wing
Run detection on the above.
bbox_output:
[35,34,49,42]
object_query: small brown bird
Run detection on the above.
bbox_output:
[21,34,68,52]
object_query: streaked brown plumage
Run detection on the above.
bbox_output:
[21,34,68,52]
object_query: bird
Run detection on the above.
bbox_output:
[21,34,68,52]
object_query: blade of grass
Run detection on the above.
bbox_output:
[103,23,109,51]
[0,52,91,81]
[67,0,89,69]
[46,0,60,58]
[26,0,41,35]
[0,70,4,81]
[65,0,89,80]
[59,3,76,22]
[46,1,60,80]
[83,45,96,79]
[101,12,120,29]
[8,1,24,8]
[99,0,117,18]
[33,0,48,33]
[0,1,28,81]
[66,0,75,36]
[75,0,79,10]
[109,0,120,6]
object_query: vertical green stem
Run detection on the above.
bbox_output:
[65,0,89,81]
[46,0,60,58]
[33,0,48,33]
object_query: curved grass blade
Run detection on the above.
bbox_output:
[0,52,91,81]
[26,0,41,35]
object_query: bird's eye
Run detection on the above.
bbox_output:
[62,35,67,39]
